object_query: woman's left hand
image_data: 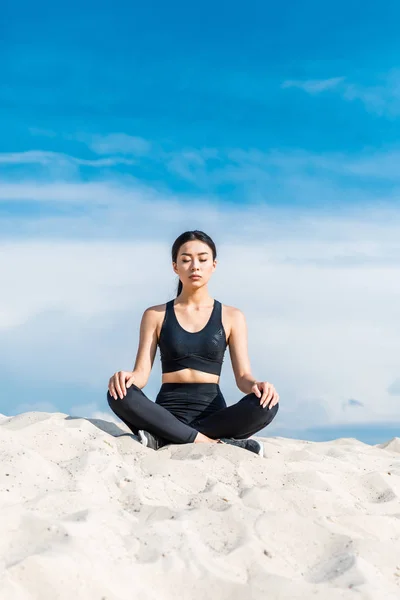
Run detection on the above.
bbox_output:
[252,381,279,409]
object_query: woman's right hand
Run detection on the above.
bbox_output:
[108,371,136,400]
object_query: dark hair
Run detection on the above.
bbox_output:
[171,230,217,296]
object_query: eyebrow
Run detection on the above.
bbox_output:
[180,252,209,256]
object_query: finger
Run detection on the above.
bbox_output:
[261,385,272,407]
[252,383,261,398]
[126,376,134,389]
[119,372,127,397]
[109,382,117,400]
[260,385,268,405]
[114,374,124,399]
[264,387,274,406]
[267,392,278,409]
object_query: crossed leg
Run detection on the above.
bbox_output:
[107,384,279,444]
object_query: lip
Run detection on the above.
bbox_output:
[189,275,201,279]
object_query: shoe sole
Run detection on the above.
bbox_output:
[138,430,148,447]
[139,432,263,455]
[219,438,264,458]
[257,441,264,458]
[138,429,161,451]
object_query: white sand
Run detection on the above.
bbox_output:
[0,412,399,600]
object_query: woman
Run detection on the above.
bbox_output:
[107,230,279,456]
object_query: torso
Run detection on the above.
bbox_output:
[155,300,233,384]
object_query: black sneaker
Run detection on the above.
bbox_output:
[218,437,264,457]
[138,429,169,451]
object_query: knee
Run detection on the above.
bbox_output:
[267,401,279,422]
[106,384,135,403]
[106,388,129,411]
[106,384,144,416]
[106,390,118,412]
[106,389,117,404]
[246,393,279,422]
[244,392,274,410]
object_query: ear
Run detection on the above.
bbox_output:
[172,261,179,275]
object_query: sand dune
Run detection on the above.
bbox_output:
[0,411,399,599]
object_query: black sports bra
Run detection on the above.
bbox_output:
[158,299,228,375]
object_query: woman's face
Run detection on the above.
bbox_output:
[173,240,216,289]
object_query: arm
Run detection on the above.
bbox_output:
[228,308,258,395]
[129,306,160,389]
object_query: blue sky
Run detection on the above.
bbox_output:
[1,0,400,445]
[3,0,400,156]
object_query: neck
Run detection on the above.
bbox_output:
[177,287,213,306]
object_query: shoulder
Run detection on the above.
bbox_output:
[141,303,170,324]
[220,304,246,341]
[144,302,170,314]
[220,303,245,322]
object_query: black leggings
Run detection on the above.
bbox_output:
[107,382,279,445]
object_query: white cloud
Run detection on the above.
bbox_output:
[281,77,344,93]
[14,401,58,414]
[26,130,151,157]
[3,144,400,215]
[0,150,135,168]
[166,146,400,191]
[2,142,400,435]
[69,402,103,418]
[282,69,400,117]
[387,378,400,396]
[1,209,400,432]
[89,410,122,424]
[75,133,152,156]
[341,69,400,117]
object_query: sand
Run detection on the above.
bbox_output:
[0,411,399,600]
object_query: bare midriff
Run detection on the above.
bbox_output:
[162,368,220,385]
